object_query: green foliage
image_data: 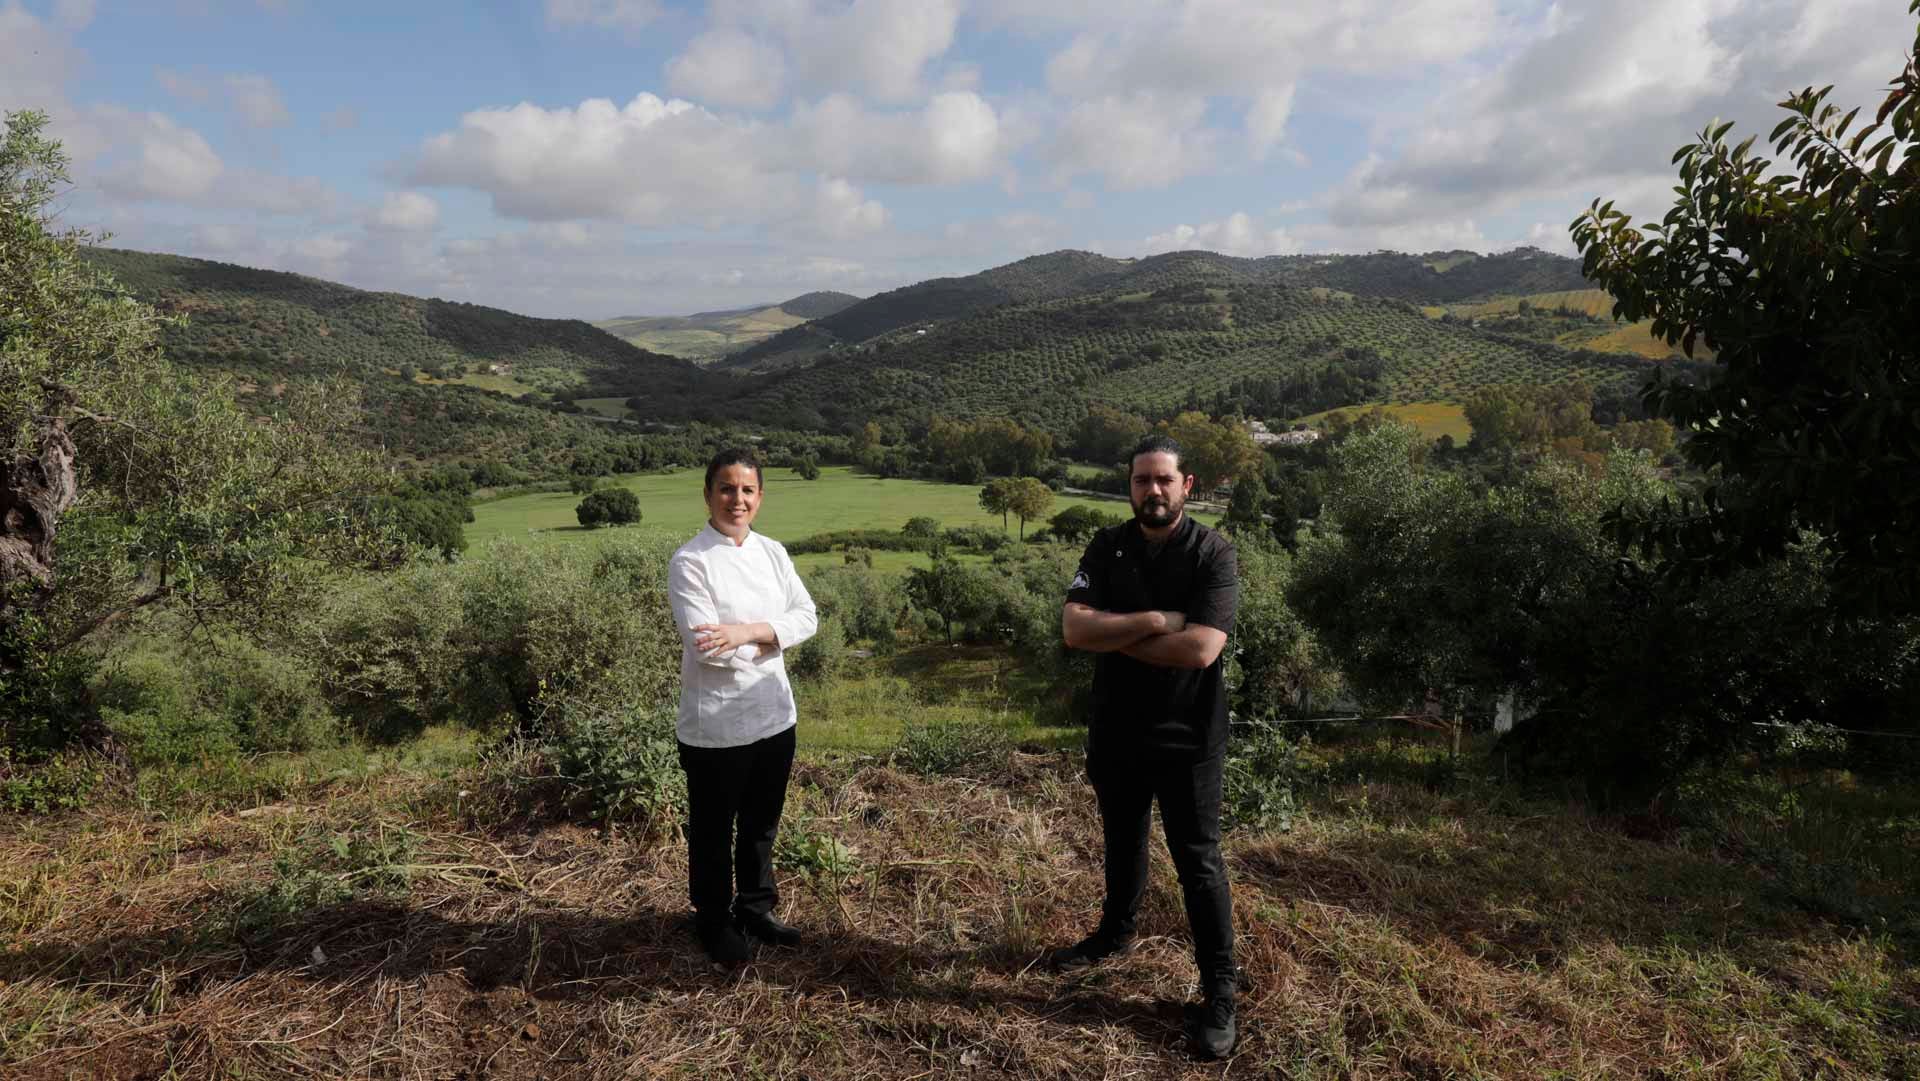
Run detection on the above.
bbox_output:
[901,516,942,539]
[92,637,338,765]
[504,703,685,825]
[1005,477,1055,538]
[1047,504,1124,544]
[774,824,861,880]
[1223,721,1309,832]
[0,611,94,756]
[0,747,104,814]
[1573,28,1920,615]
[787,613,849,681]
[1229,533,1338,719]
[894,716,1013,777]
[229,824,419,938]
[575,487,641,528]
[904,558,999,645]
[795,456,821,481]
[569,475,601,495]
[1072,404,1150,464]
[1158,410,1264,494]
[805,562,906,648]
[304,536,681,737]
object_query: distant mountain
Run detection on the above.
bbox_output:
[714,247,1595,375]
[692,271,1662,435]
[79,247,721,472]
[596,290,860,364]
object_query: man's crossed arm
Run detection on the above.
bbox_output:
[1061,603,1227,670]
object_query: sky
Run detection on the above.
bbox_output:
[3,0,1912,319]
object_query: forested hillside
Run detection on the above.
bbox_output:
[718,247,1594,374]
[706,278,1663,435]
[77,247,736,471]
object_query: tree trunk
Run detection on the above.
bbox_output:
[0,416,78,601]
[1,416,123,764]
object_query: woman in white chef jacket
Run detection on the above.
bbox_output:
[666,448,817,965]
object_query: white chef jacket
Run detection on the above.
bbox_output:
[666,524,819,748]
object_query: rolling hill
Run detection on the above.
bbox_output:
[595,290,859,364]
[714,246,1596,375]
[699,275,1660,435]
[79,247,728,473]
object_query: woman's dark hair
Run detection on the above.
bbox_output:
[1127,433,1186,475]
[704,447,764,491]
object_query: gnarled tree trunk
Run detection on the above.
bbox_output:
[0,416,78,601]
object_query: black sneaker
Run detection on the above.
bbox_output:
[696,920,751,966]
[1046,930,1136,973]
[1191,985,1237,1059]
[737,911,803,948]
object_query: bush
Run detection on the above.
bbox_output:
[943,525,1010,552]
[569,475,600,495]
[902,516,942,539]
[785,529,931,555]
[503,702,691,829]
[787,613,848,681]
[305,536,681,737]
[895,717,1013,777]
[1224,721,1310,832]
[93,637,338,765]
[0,747,104,814]
[576,487,641,528]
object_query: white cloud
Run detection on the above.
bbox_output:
[1245,84,1294,159]
[543,0,659,30]
[665,28,787,110]
[1144,211,1299,257]
[669,0,962,105]
[1044,92,1216,190]
[407,89,1008,231]
[224,73,290,129]
[1320,0,1914,238]
[809,177,888,238]
[370,191,440,231]
[792,91,1005,185]
[89,107,225,202]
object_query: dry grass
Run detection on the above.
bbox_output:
[3,744,1916,1079]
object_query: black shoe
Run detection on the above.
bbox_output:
[736,911,803,948]
[1191,986,1237,1060]
[696,920,751,965]
[1047,929,1136,973]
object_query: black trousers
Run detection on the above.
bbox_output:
[677,725,796,926]
[1089,743,1236,988]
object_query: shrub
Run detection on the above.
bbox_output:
[902,516,942,539]
[0,747,104,814]
[305,536,680,737]
[895,717,1012,777]
[569,475,600,495]
[93,637,338,764]
[943,525,1010,552]
[535,703,685,825]
[1223,721,1310,832]
[576,487,641,528]
[787,613,848,682]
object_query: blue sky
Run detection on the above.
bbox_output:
[4,0,1911,318]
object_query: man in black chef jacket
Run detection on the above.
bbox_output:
[1054,433,1241,1060]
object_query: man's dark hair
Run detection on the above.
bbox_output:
[704,447,764,491]
[1127,434,1187,475]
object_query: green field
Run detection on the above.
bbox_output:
[466,466,1205,563]
[1298,400,1474,442]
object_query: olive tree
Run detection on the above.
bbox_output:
[2,111,392,757]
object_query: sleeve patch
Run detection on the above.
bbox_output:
[1070,570,1090,591]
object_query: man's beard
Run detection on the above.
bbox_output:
[1132,492,1183,528]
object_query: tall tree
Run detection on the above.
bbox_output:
[1573,18,1920,614]
[1,111,391,757]
[978,477,1016,531]
[1160,411,1263,496]
[1006,478,1055,540]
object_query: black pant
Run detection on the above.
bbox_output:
[1089,743,1235,988]
[677,725,796,926]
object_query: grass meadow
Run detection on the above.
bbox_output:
[468,465,1205,573]
[1298,401,1474,443]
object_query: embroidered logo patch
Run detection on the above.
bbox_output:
[1069,570,1089,591]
